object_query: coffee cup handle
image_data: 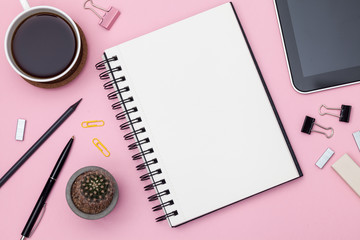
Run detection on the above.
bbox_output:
[19,0,30,10]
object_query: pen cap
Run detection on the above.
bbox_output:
[50,137,74,179]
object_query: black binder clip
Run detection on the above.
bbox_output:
[319,104,351,123]
[301,116,334,138]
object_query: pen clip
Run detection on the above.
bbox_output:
[30,203,46,237]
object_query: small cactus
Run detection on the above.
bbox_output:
[71,169,115,215]
[80,173,110,202]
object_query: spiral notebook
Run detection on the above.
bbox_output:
[96,2,302,227]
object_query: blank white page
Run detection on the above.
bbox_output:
[104,2,301,227]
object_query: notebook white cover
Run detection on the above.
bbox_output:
[102,2,302,227]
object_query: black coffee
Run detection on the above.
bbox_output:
[11,13,77,79]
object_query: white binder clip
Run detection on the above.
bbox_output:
[84,0,120,30]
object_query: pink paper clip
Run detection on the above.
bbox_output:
[84,0,120,30]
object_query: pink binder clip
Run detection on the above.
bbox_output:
[84,0,120,30]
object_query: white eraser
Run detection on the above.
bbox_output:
[16,119,26,141]
[315,148,334,169]
[332,154,360,197]
[353,131,360,151]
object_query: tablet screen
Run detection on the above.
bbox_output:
[287,0,360,77]
[276,0,360,92]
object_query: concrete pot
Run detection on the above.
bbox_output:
[65,166,118,220]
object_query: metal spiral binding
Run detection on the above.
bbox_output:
[144,179,166,191]
[155,211,178,222]
[104,76,126,90]
[96,54,177,223]
[108,87,130,99]
[100,66,121,80]
[148,190,170,202]
[152,200,174,211]
[136,158,158,170]
[112,97,134,110]
[116,107,138,120]
[95,56,118,70]
[124,127,146,140]
[120,117,142,130]
[128,138,150,150]
[132,148,154,160]
[140,169,162,181]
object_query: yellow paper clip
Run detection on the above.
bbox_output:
[82,120,105,128]
[92,138,110,157]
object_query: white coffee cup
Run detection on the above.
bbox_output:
[4,0,82,83]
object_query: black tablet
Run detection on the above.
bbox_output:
[274,0,360,93]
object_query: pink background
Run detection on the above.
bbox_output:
[1,0,360,239]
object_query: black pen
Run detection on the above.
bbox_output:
[0,99,81,188]
[20,136,74,240]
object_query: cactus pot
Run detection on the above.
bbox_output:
[65,166,118,220]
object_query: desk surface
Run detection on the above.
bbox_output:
[1,0,360,239]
